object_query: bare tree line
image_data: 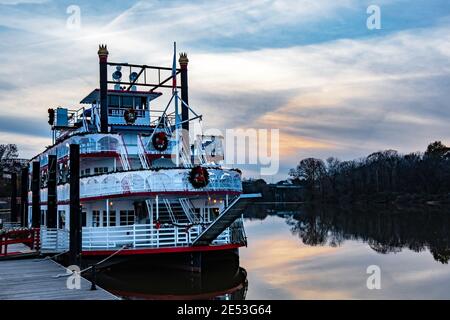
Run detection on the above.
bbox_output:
[289,141,450,203]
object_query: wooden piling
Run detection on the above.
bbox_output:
[69,144,81,266]
[31,161,40,228]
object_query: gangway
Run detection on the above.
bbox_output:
[192,193,261,246]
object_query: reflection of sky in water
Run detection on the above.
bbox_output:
[240,216,450,299]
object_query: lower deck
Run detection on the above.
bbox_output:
[36,193,247,253]
[40,223,245,253]
[33,194,234,229]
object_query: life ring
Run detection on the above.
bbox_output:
[189,166,209,189]
[152,131,168,151]
[124,108,137,124]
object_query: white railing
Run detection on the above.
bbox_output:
[81,224,230,250]
[37,133,127,166]
[118,135,131,170]
[179,198,199,223]
[93,105,101,132]
[39,223,234,252]
[36,130,223,169]
[193,135,225,165]
[162,199,177,224]
[137,134,150,169]
[40,227,69,252]
[45,168,241,202]
[212,228,230,245]
[179,135,193,168]
[1,222,21,230]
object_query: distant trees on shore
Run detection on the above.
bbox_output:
[289,141,450,203]
[0,144,20,197]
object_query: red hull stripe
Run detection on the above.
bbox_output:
[30,190,241,205]
[80,151,119,158]
[82,243,243,256]
[81,190,241,202]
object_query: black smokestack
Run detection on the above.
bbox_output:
[98,44,109,133]
[179,53,189,132]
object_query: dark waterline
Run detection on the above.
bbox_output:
[95,203,450,299]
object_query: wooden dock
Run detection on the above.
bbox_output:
[0,243,38,260]
[0,258,119,300]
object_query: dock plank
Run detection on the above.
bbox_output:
[0,259,118,300]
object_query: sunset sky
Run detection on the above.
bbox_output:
[0,0,449,179]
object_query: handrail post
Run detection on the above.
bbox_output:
[157,227,159,248]
[106,226,109,249]
[133,224,136,248]
[4,233,8,256]
[90,264,97,290]
[175,226,178,246]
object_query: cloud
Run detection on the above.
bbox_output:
[105,0,358,43]
[194,90,296,128]
[0,0,47,4]
[0,79,16,91]
[0,114,49,138]
[0,1,449,178]
[177,25,450,179]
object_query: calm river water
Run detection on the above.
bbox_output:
[96,203,450,300]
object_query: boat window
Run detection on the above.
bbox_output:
[110,210,116,226]
[81,168,93,177]
[122,96,133,108]
[94,167,108,174]
[40,210,46,226]
[108,95,120,108]
[58,210,66,229]
[98,136,119,152]
[103,210,116,227]
[92,210,101,227]
[81,212,87,227]
[120,210,135,226]
[135,97,146,110]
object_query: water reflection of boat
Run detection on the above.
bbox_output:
[87,263,248,300]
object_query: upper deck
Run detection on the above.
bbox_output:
[33,44,225,169]
[29,45,233,198]
[80,89,162,128]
